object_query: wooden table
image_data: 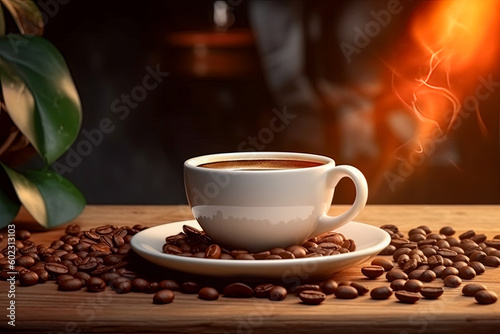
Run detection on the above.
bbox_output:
[1,205,499,333]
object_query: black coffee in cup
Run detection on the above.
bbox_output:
[198,159,323,170]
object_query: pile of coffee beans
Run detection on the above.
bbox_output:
[162,225,356,260]
[0,223,498,306]
[359,224,499,304]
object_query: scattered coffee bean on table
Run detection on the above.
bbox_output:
[371,286,393,300]
[474,290,498,305]
[420,287,444,299]
[334,286,358,299]
[269,286,287,301]
[361,265,385,279]
[299,290,326,305]
[462,283,486,297]
[395,291,420,304]
[153,290,175,304]
[198,287,219,301]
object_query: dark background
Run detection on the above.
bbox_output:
[39,0,500,205]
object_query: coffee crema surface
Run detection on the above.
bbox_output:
[198,159,323,170]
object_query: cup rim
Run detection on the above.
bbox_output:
[184,151,335,172]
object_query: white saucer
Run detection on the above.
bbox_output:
[130,220,390,279]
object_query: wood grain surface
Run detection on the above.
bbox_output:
[1,205,499,334]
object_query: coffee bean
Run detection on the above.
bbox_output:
[350,282,369,295]
[334,285,358,299]
[16,255,36,268]
[370,286,393,300]
[19,271,39,286]
[223,283,253,298]
[183,225,203,238]
[484,240,500,249]
[253,251,271,259]
[56,274,74,284]
[144,282,159,294]
[198,287,219,300]
[458,266,476,279]
[16,230,31,240]
[45,263,68,275]
[254,283,275,298]
[439,226,455,236]
[395,290,420,304]
[293,284,321,294]
[34,269,49,282]
[459,230,475,240]
[380,224,399,233]
[468,261,486,275]
[131,278,149,292]
[58,278,83,291]
[371,258,394,271]
[379,245,396,255]
[204,244,222,259]
[420,287,444,299]
[452,261,468,270]
[440,266,459,279]
[462,283,486,296]
[153,289,175,304]
[484,255,500,267]
[163,244,183,255]
[408,269,424,280]
[386,269,408,282]
[404,279,423,292]
[299,290,326,305]
[361,265,385,279]
[437,249,458,259]
[269,286,287,301]
[469,251,487,263]
[236,254,256,260]
[279,251,295,259]
[158,279,180,291]
[286,245,307,258]
[320,279,338,295]
[474,290,497,305]
[443,275,462,288]
[419,270,436,282]
[390,279,406,291]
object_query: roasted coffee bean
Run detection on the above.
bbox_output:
[254,283,275,298]
[426,233,444,241]
[404,279,423,292]
[163,244,183,255]
[265,254,282,260]
[379,245,396,255]
[45,263,68,275]
[361,265,385,279]
[204,244,222,259]
[86,277,107,292]
[443,275,462,288]
[334,285,358,299]
[432,265,446,278]
[371,258,394,271]
[269,286,287,301]
[198,287,219,301]
[452,261,468,270]
[56,274,74,284]
[34,269,49,282]
[469,251,487,263]
[100,272,120,284]
[484,255,500,267]
[440,266,459,279]
[459,230,475,240]
[230,250,248,258]
[320,279,338,295]
[65,224,81,236]
[462,283,486,296]
[144,282,159,294]
[223,283,253,298]
[253,251,271,260]
[19,271,39,286]
[350,282,369,295]
[390,279,406,291]
[474,290,497,305]
[158,279,180,291]
[342,239,356,252]
[401,259,418,274]
[468,261,486,275]
[458,266,476,279]
[442,258,453,266]
[279,251,295,259]
[435,240,450,249]
[370,286,393,300]
[419,270,437,282]
[58,278,83,291]
[380,224,399,233]
[420,287,444,299]
[391,239,410,249]
[16,255,36,268]
[439,226,455,236]
[16,230,31,240]
[285,245,307,258]
[408,269,424,280]
[386,269,408,282]
[293,284,321,294]
[395,291,420,304]
[153,289,175,304]
[299,290,326,305]
[427,255,444,268]
[131,278,149,292]
[113,279,132,294]
[409,233,426,242]
[236,254,256,260]
[484,240,500,249]
[437,249,458,259]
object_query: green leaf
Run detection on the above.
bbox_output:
[0,167,20,228]
[0,0,44,35]
[0,35,82,165]
[2,163,85,228]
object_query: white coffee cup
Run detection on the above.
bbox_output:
[184,152,368,252]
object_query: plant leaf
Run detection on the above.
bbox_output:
[0,0,43,35]
[0,35,82,165]
[2,163,85,228]
[0,166,20,228]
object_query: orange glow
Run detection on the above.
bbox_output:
[391,0,500,139]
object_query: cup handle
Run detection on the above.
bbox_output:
[309,165,368,238]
